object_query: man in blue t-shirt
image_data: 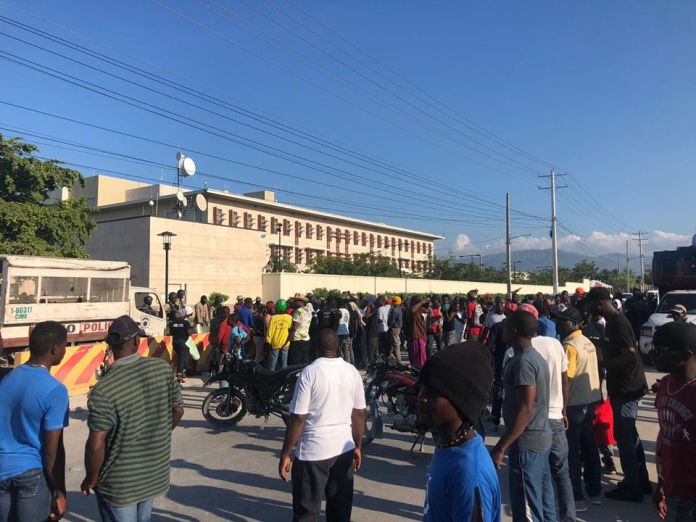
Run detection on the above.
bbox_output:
[0,321,70,521]
[418,341,502,522]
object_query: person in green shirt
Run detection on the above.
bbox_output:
[81,316,184,522]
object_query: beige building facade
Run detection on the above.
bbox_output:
[72,175,441,300]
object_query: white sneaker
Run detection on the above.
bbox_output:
[575,500,588,513]
[585,495,602,506]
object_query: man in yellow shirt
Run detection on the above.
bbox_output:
[266,299,293,371]
[556,307,603,509]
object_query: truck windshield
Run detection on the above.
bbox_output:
[657,294,696,314]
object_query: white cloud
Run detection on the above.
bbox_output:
[454,233,472,252]
[473,230,691,256]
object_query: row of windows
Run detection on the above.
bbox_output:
[212,206,433,255]
[270,246,433,270]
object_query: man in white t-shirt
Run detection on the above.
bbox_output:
[279,328,366,521]
[520,303,577,520]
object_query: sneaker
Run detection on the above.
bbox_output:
[574,499,588,513]
[585,495,602,506]
[605,487,643,502]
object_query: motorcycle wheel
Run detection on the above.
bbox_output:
[202,387,247,426]
[363,399,383,447]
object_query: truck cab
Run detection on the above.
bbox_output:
[0,255,165,357]
[638,290,696,363]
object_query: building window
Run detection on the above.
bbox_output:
[244,212,253,229]
[213,207,225,225]
[353,231,359,244]
[362,232,367,246]
[271,217,278,232]
[326,227,332,248]
[258,214,266,231]
[306,223,313,239]
[428,244,433,256]
[404,240,409,252]
[335,228,341,243]
[411,241,415,258]
[370,234,375,249]
[283,219,291,236]
[377,235,382,248]
[229,210,239,227]
[295,247,303,264]
[384,237,390,248]
[317,225,323,240]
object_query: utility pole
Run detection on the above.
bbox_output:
[506,193,512,299]
[625,240,631,292]
[633,231,647,291]
[539,169,567,295]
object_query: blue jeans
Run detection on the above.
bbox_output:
[549,419,576,521]
[0,468,51,522]
[508,442,556,522]
[610,397,649,492]
[266,348,288,371]
[97,494,153,522]
[566,403,602,498]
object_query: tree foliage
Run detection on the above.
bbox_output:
[308,252,401,277]
[0,134,95,257]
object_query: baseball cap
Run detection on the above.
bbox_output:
[555,307,583,324]
[653,321,696,354]
[669,304,688,317]
[106,315,146,346]
[518,303,539,320]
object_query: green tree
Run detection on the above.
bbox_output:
[571,260,599,281]
[0,134,95,257]
[309,252,400,277]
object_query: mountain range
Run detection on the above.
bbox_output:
[470,249,650,273]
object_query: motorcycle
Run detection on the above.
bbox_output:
[202,353,304,427]
[362,359,429,451]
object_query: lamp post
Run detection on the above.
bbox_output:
[275,223,283,272]
[158,231,176,298]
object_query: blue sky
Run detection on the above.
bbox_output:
[1,1,694,263]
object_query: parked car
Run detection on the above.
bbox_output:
[639,290,696,364]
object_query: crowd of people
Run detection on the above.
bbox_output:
[0,285,694,522]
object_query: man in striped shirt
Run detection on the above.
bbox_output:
[81,316,184,522]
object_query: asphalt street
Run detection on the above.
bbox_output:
[60,370,663,522]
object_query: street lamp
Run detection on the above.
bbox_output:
[458,253,483,266]
[158,231,176,298]
[275,223,283,272]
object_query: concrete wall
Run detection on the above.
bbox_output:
[86,216,151,287]
[147,217,268,302]
[262,272,590,301]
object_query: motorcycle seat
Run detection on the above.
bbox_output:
[253,363,305,391]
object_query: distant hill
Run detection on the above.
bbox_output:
[478,249,650,273]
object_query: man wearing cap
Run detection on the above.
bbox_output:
[556,307,603,511]
[668,304,689,323]
[81,316,184,521]
[289,294,312,365]
[418,342,502,521]
[387,296,403,362]
[586,287,649,502]
[652,322,696,522]
[491,310,555,522]
[523,303,576,521]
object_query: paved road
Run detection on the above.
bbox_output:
[61,371,662,522]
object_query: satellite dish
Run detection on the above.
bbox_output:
[195,194,208,212]
[176,191,187,206]
[176,151,184,162]
[178,156,196,177]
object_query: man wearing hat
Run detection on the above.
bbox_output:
[586,288,649,502]
[81,316,184,521]
[652,322,696,521]
[418,342,502,521]
[556,307,603,511]
[289,293,312,365]
[668,304,689,323]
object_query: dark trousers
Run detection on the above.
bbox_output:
[0,469,51,522]
[289,340,311,365]
[173,340,188,374]
[567,403,602,498]
[366,336,379,364]
[378,331,390,359]
[610,397,649,492]
[292,450,355,522]
[427,333,442,357]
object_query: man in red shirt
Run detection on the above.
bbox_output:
[652,321,696,521]
[465,291,482,341]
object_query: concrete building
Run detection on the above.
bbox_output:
[69,175,441,301]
